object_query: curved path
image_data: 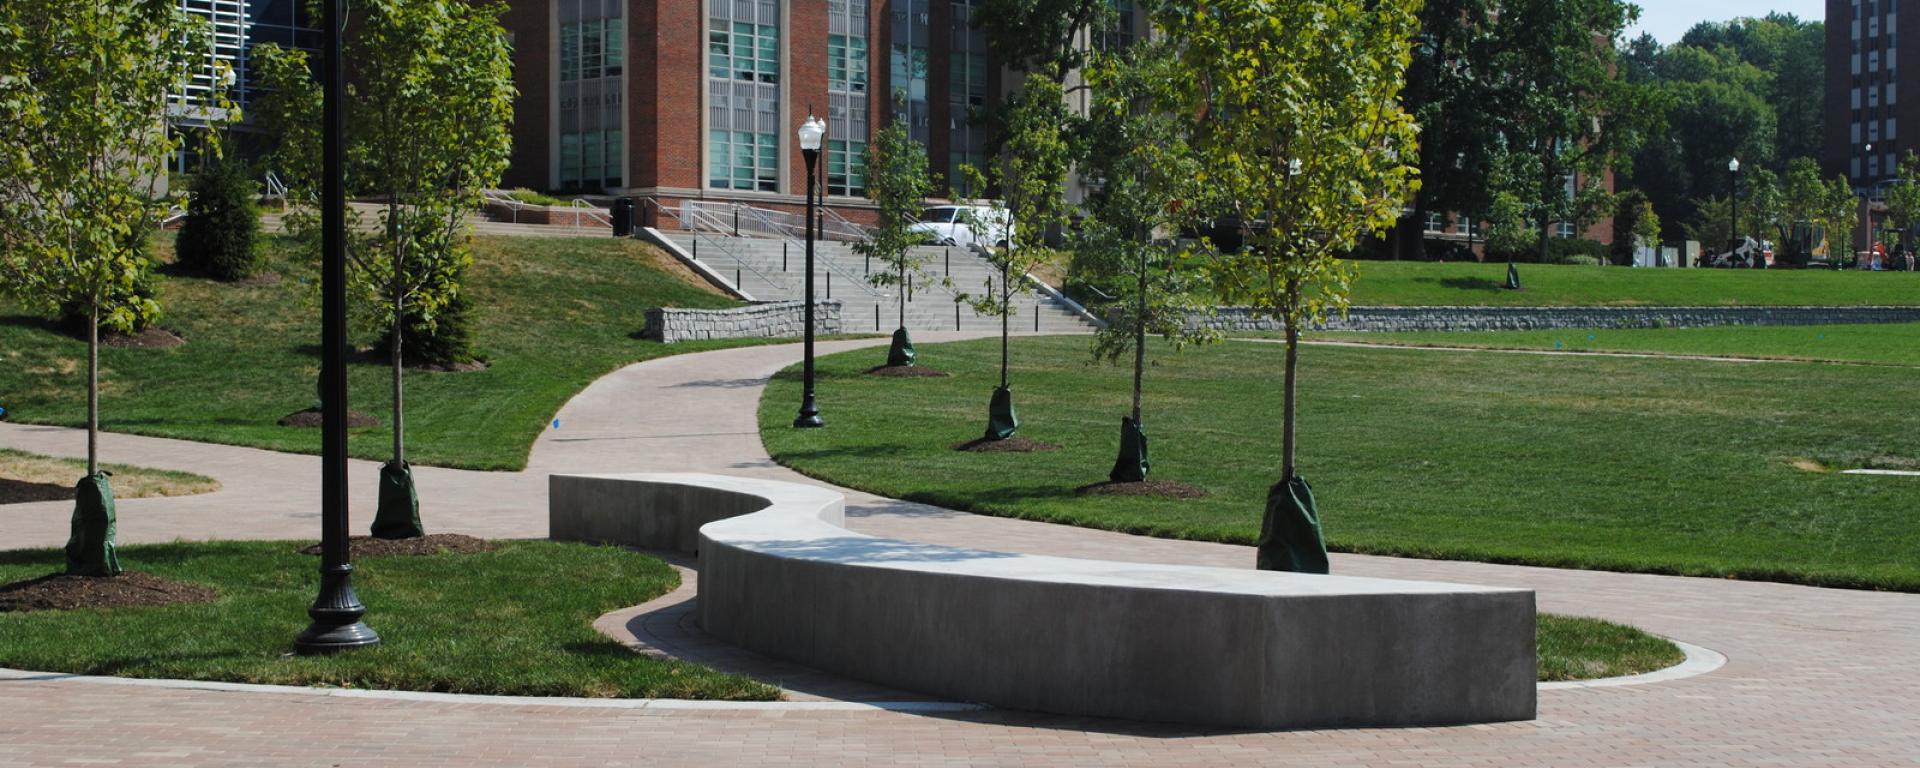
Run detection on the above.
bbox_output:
[2,336,1918,766]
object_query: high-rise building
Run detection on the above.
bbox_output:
[1826,0,1908,189]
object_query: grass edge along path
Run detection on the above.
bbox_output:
[0,540,779,700]
[759,337,1920,592]
[0,449,220,499]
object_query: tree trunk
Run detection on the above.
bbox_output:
[1281,308,1300,481]
[1000,252,1010,389]
[1536,209,1552,264]
[1131,246,1146,424]
[87,302,99,476]
[391,278,405,466]
[898,260,906,330]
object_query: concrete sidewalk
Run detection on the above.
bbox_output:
[2,335,1917,766]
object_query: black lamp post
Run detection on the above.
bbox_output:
[1728,157,1741,248]
[296,0,378,655]
[793,114,826,429]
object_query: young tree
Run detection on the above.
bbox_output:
[1883,153,1920,245]
[856,109,937,368]
[1812,174,1862,266]
[0,0,214,575]
[1075,41,1218,483]
[963,74,1072,441]
[258,0,515,539]
[1158,0,1421,572]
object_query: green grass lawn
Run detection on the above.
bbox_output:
[1344,261,1920,306]
[760,337,1920,591]
[0,540,778,699]
[0,235,742,470]
[1305,322,1920,366]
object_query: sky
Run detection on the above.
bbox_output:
[1627,1,1825,44]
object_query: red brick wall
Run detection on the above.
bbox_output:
[789,1,831,197]
[501,1,551,190]
[632,0,703,191]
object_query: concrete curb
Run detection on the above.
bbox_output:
[0,668,983,713]
[1536,639,1727,691]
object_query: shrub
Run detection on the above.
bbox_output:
[505,188,567,207]
[1544,238,1610,265]
[175,158,261,280]
[381,285,478,367]
[1559,255,1603,267]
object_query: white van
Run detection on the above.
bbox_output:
[909,204,1014,249]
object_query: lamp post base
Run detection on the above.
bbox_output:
[294,620,381,654]
[793,410,824,429]
[294,568,379,655]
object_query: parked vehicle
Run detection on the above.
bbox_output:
[910,204,1014,249]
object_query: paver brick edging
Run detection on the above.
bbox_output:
[1195,305,1920,333]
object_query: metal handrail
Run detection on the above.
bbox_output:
[568,199,610,232]
[481,189,528,223]
[729,204,888,300]
[658,199,795,294]
[262,171,289,212]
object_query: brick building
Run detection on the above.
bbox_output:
[498,0,1011,225]
[1825,0,1908,189]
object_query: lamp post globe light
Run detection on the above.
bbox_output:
[794,114,826,429]
[296,0,378,654]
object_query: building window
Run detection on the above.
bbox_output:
[1097,0,1136,50]
[709,130,778,192]
[950,51,988,110]
[1460,217,1481,240]
[708,0,781,192]
[1423,211,1446,234]
[558,0,624,190]
[827,139,866,197]
[828,36,867,94]
[709,22,779,84]
[892,0,933,146]
[826,0,868,197]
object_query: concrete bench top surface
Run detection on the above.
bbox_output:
[565,471,1526,598]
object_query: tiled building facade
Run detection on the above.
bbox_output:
[499,0,1012,223]
[1825,0,1909,189]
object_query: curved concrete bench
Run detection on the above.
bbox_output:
[550,473,1536,730]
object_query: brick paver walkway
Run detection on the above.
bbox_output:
[2,337,1917,766]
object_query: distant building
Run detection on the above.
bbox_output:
[1825,0,1906,189]
[497,0,1047,224]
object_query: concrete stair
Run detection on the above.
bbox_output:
[657,231,1097,334]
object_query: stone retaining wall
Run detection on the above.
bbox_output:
[643,301,842,343]
[1196,306,1920,333]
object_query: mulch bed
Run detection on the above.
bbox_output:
[299,533,498,558]
[408,359,489,373]
[101,328,186,349]
[237,272,282,286]
[278,407,381,428]
[0,571,219,613]
[0,478,73,505]
[1074,479,1211,499]
[953,436,1060,453]
[864,365,951,378]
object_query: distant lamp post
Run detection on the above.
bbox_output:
[1728,157,1741,248]
[296,0,378,655]
[793,114,826,429]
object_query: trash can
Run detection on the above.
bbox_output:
[612,198,634,237]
